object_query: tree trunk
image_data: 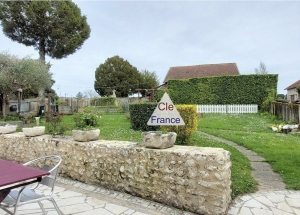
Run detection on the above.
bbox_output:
[17,91,21,116]
[39,39,46,64]
[1,94,6,118]
[38,39,46,106]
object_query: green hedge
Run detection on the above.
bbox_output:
[161,105,198,144]
[154,90,166,102]
[157,74,278,109]
[129,103,158,131]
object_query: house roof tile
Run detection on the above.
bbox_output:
[285,79,300,90]
[163,63,240,83]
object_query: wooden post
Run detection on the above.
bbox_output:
[136,89,141,102]
[71,97,73,114]
[298,104,300,124]
[17,89,22,115]
[44,92,52,116]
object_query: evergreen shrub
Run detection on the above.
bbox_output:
[154,90,166,102]
[129,103,157,131]
[161,105,198,144]
[161,74,278,109]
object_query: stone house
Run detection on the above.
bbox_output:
[285,80,300,102]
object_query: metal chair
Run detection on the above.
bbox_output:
[0,156,63,215]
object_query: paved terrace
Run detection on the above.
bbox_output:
[1,176,300,215]
[0,177,196,215]
[1,132,300,214]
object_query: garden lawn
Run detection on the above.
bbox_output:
[198,113,300,190]
[59,113,143,142]
[58,113,257,199]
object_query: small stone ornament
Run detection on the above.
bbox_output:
[0,124,18,134]
[22,126,45,137]
[72,129,100,142]
[142,131,177,149]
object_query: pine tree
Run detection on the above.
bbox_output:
[0,1,90,63]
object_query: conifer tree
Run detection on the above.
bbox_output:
[0,1,90,63]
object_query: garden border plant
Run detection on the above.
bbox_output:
[73,106,102,130]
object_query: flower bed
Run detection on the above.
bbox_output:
[269,124,300,133]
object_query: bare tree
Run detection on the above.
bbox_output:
[83,90,100,98]
[255,62,268,74]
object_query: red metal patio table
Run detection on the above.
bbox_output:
[0,159,49,203]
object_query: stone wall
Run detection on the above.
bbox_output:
[0,133,232,215]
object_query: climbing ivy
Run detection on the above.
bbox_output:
[156,74,278,110]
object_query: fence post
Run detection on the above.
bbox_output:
[298,105,300,124]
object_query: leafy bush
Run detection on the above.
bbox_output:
[4,115,20,121]
[161,105,198,144]
[261,88,276,112]
[297,86,300,95]
[73,107,101,129]
[276,94,285,99]
[129,102,157,131]
[56,99,68,106]
[46,114,72,136]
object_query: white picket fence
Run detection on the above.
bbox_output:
[197,104,258,114]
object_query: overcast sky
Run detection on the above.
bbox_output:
[0,1,299,97]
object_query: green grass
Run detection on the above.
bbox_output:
[198,113,300,190]
[96,113,143,142]
[22,112,274,199]
[58,113,258,199]
[58,113,143,142]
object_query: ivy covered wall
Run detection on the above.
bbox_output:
[155,74,278,109]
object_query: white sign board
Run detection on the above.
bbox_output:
[147,92,185,126]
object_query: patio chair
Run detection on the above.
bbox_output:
[0,155,63,215]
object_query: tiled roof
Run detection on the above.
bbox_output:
[285,80,300,90]
[163,63,240,83]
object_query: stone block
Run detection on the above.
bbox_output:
[22,126,45,137]
[0,125,18,134]
[72,129,100,142]
[142,131,177,149]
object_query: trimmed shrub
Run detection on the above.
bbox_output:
[129,103,158,131]
[161,105,198,144]
[154,90,166,102]
[164,74,278,109]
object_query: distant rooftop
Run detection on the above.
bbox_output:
[163,63,240,83]
[285,79,300,90]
